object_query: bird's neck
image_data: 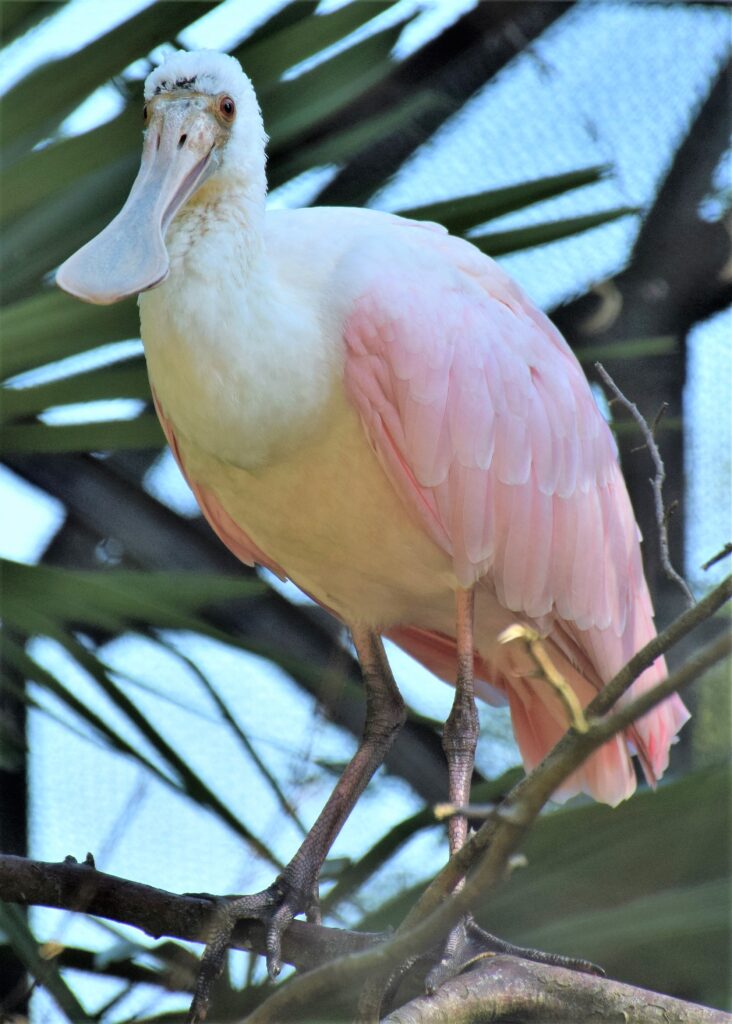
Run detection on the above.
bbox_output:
[140,175,345,470]
[165,168,267,278]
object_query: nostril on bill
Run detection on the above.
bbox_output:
[178,134,187,149]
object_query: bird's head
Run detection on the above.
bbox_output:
[57,50,265,305]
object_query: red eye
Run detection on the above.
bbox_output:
[219,95,236,120]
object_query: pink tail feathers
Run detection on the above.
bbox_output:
[389,602,689,807]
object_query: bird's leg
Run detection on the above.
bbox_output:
[357,592,480,1020]
[188,628,406,1023]
[422,588,481,991]
[444,588,479,860]
[423,589,603,993]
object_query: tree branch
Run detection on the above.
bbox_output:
[0,855,381,975]
[381,955,729,1024]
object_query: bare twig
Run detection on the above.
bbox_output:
[433,802,497,821]
[595,361,695,609]
[702,542,732,572]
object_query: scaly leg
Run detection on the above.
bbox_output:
[424,588,479,991]
[425,588,603,993]
[188,627,406,1023]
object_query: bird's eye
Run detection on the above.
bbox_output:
[143,104,148,122]
[219,95,236,121]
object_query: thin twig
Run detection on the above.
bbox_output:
[595,361,695,609]
[433,802,497,821]
[702,542,732,572]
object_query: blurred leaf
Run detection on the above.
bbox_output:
[2,155,140,302]
[4,635,187,786]
[0,2,50,45]
[265,15,414,150]
[1,2,212,163]
[158,635,309,837]
[2,357,150,422]
[0,414,164,455]
[239,2,398,90]
[471,206,640,256]
[359,766,729,1009]
[3,105,142,226]
[2,559,263,632]
[399,165,611,234]
[2,561,283,868]
[1,291,140,380]
[578,335,678,364]
[0,903,94,1022]
[270,91,442,188]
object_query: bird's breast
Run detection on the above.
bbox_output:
[139,255,343,470]
[177,402,458,627]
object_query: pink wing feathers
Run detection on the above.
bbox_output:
[343,229,688,805]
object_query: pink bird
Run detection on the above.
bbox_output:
[57,49,689,1008]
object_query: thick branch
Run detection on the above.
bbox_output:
[0,855,380,974]
[382,955,728,1024]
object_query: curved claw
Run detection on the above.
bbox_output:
[187,881,312,1023]
[264,899,297,978]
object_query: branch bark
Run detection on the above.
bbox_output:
[382,955,729,1023]
[0,855,380,974]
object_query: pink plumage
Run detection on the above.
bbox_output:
[343,227,688,804]
[152,216,688,808]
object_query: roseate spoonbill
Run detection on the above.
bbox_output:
[57,48,689,1007]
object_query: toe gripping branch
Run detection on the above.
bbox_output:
[188,877,314,1023]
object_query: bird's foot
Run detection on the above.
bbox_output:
[424,917,604,994]
[187,876,315,1024]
